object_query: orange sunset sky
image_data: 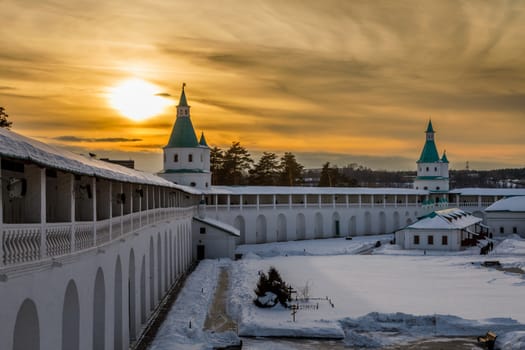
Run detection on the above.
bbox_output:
[1,0,524,172]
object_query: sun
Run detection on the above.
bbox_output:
[108,78,172,121]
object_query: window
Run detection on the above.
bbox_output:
[442,235,448,245]
[513,227,517,234]
[174,154,178,162]
[424,186,428,190]
[188,154,193,162]
[190,182,196,187]
[200,227,206,234]
[205,182,209,188]
[434,167,437,172]
[414,235,420,245]
[500,227,504,234]
[436,187,440,190]
[426,167,429,172]
[428,235,434,245]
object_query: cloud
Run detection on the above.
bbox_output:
[54,136,142,142]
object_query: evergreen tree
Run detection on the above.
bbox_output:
[253,266,290,308]
[318,162,335,187]
[210,146,224,185]
[0,107,12,129]
[222,141,253,185]
[278,152,304,186]
[249,152,280,185]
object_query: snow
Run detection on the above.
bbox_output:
[207,185,427,196]
[405,208,482,230]
[450,188,525,197]
[193,216,240,236]
[152,235,525,348]
[0,128,201,193]
[485,196,525,212]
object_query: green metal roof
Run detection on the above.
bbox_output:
[418,139,440,163]
[165,117,198,148]
[160,169,208,174]
[426,120,435,133]
[178,85,188,107]
[441,151,449,163]
[199,132,208,147]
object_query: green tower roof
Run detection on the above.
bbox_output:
[441,151,449,163]
[165,117,198,148]
[199,132,209,147]
[418,120,440,163]
[178,83,188,107]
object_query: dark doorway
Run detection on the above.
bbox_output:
[197,245,205,260]
[335,220,340,236]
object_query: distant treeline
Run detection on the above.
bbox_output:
[211,142,525,188]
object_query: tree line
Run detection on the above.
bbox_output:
[210,142,304,186]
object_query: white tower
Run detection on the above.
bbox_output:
[159,84,211,189]
[414,120,449,193]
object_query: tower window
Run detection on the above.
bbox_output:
[426,167,429,172]
[188,154,193,162]
[424,186,428,190]
[190,182,196,187]
[174,154,178,162]
[434,167,437,171]
[436,186,440,190]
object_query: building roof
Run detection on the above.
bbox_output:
[441,151,449,163]
[206,186,427,196]
[404,208,481,230]
[449,188,525,196]
[193,216,240,237]
[178,84,188,107]
[0,128,201,194]
[165,111,199,148]
[485,196,525,212]
[199,132,209,147]
[418,121,440,163]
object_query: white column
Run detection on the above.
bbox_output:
[138,186,142,228]
[92,177,97,245]
[146,186,149,224]
[288,194,292,209]
[256,195,259,211]
[227,195,231,211]
[273,194,276,209]
[0,157,3,266]
[303,194,307,209]
[345,194,349,208]
[109,182,112,240]
[318,194,321,209]
[240,194,243,211]
[70,174,76,252]
[333,195,336,209]
[371,194,374,208]
[40,168,46,259]
[478,195,482,208]
[120,183,123,235]
[405,194,408,208]
[130,184,134,232]
[394,195,397,208]
[358,194,362,208]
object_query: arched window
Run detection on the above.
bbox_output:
[426,167,429,172]
[434,167,437,172]
[174,154,178,162]
[190,182,196,187]
[188,154,193,162]
[424,186,428,190]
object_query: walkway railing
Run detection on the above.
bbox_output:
[1,207,195,267]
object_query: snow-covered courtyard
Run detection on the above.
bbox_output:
[150,235,525,349]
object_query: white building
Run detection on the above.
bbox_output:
[485,196,525,237]
[158,84,211,190]
[395,208,483,251]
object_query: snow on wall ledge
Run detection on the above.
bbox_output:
[0,128,201,193]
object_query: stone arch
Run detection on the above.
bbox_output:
[140,255,146,324]
[234,215,246,244]
[14,299,40,350]
[157,233,162,301]
[393,212,400,231]
[379,211,386,233]
[296,213,306,240]
[62,280,80,350]
[349,216,357,236]
[149,237,155,311]
[114,256,123,350]
[128,249,136,342]
[277,214,287,242]
[93,267,105,350]
[332,212,341,236]
[364,211,372,234]
[256,215,267,243]
[315,212,323,238]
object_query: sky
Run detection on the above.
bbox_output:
[1,0,524,172]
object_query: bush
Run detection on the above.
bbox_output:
[253,266,290,308]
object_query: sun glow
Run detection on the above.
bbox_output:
[108,78,172,121]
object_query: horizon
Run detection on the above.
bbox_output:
[1,1,524,172]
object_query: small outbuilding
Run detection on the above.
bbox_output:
[395,208,484,251]
[485,196,525,237]
[192,216,240,260]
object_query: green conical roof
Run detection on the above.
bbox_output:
[441,151,449,163]
[426,120,434,133]
[179,85,188,106]
[165,117,198,148]
[199,132,208,147]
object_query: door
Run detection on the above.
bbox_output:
[197,245,205,260]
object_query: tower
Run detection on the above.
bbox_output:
[158,84,211,189]
[414,120,449,193]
